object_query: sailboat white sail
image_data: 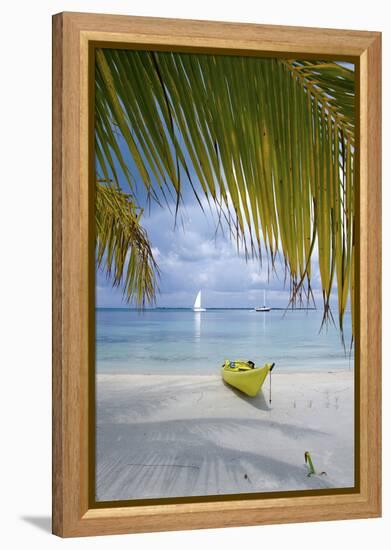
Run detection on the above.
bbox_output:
[255,289,271,312]
[193,290,206,312]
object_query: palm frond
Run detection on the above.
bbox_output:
[95,50,355,333]
[96,183,159,306]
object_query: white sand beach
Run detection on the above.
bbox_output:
[96,370,354,501]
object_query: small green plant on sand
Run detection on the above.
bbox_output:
[305,451,327,477]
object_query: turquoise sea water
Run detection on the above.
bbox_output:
[96,308,353,374]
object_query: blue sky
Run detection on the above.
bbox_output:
[96,57,353,310]
[96,169,327,309]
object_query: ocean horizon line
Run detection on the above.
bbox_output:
[96,306,322,311]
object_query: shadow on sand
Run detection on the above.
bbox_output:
[96,417,332,501]
[222,380,271,411]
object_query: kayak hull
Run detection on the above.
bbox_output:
[221,363,272,397]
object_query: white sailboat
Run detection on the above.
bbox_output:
[255,290,271,312]
[193,290,206,312]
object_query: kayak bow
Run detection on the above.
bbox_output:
[221,360,275,397]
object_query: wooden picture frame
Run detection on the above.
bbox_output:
[52,11,381,537]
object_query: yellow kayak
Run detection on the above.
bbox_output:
[221,360,275,397]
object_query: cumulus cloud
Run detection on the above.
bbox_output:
[97,179,335,309]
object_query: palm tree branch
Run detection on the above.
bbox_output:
[95,50,355,333]
[96,183,159,306]
[280,60,355,143]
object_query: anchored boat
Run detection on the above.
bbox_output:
[221,360,275,397]
[255,289,271,312]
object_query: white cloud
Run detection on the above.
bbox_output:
[99,180,334,309]
[250,271,268,284]
[151,247,160,259]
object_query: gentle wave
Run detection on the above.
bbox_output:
[95,308,354,375]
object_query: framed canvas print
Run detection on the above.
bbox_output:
[52,12,381,537]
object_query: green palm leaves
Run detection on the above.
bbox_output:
[96,183,158,306]
[95,49,355,333]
